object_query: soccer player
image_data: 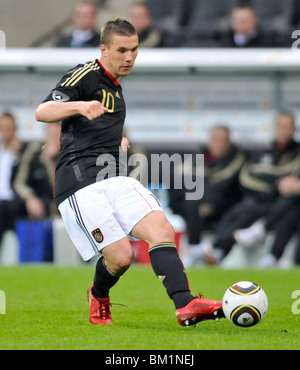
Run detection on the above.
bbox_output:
[36,18,223,326]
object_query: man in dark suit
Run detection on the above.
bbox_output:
[204,112,300,265]
[219,6,276,47]
[174,125,245,267]
[56,1,100,48]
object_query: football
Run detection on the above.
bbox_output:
[222,281,268,327]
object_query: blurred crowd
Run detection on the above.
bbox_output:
[1,110,300,267]
[0,113,60,257]
[1,1,300,267]
[169,113,300,268]
[53,0,299,49]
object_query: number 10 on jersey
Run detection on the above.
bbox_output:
[101,89,115,113]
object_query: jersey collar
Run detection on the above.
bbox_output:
[97,59,119,86]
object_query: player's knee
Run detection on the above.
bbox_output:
[149,219,175,245]
[162,220,176,241]
[112,250,134,276]
[114,259,133,275]
[102,238,134,275]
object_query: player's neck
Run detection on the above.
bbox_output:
[98,59,120,86]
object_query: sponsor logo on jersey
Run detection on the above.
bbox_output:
[52,90,71,102]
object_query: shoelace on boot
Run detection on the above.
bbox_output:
[98,300,128,319]
[99,299,112,320]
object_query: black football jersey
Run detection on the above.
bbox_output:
[42,59,126,206]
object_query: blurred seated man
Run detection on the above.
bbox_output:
[279,176,300,266]
[56,1,100,47]
[173,125,245,267]
[13,123,61,219]
[219,6,276,47]
[234,175,300,267]
[0,112,25,246]
[202,112,300,265]
[128,2,164,47]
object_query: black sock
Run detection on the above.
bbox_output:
[92,257,120,299]
[149,242,194,309]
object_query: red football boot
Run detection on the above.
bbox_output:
[88,284,113,325]
[176,295,224,327]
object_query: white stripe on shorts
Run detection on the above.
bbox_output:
[68,194,99,254]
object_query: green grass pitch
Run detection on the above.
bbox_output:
[0,264,299,350]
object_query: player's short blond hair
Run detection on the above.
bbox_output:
[101,18,137,47]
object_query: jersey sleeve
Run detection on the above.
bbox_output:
[42,62,100,103]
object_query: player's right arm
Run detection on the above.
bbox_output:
[36,63,108,123]
[36,100,108,123]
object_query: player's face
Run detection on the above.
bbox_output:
[101,34,139,80]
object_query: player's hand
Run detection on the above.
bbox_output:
[79,100,108,120]
[121,137,131,152]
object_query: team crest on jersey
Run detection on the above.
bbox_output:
[92,228,104,243]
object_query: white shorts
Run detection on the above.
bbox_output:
[58,177,162,261]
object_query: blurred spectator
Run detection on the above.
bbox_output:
[128,2,165,47]
[279,176,300,266]
[172,126,246,267]
[201,112,300,265]
[13,123,61,219]
[56,1,100,48]
[234,175,300,267]
[0,112,25,245]
[219,5,277,47]
[0,112,23,201]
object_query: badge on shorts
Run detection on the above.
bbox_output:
[92,228,104,243]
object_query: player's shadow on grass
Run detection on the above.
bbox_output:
[116,319,226,332]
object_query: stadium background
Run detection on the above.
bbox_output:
[0,0,300,267]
